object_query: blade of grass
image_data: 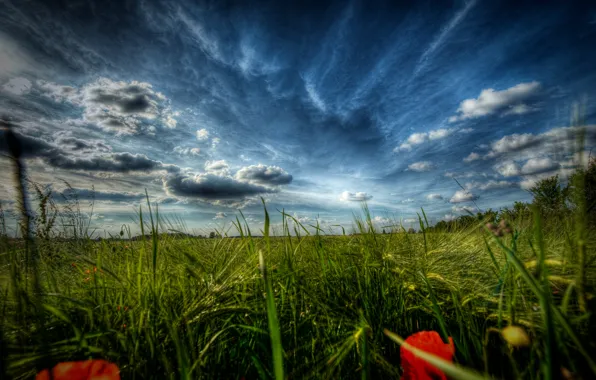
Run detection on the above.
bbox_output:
[259,250,284,380]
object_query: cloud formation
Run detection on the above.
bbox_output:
[465,180,517,191]
[213,212,227,219]
[395,128,456,152]
[451,205,478,214]
[2,77,32,95]
[0,129,179,173]
[163,163,293,206]
[164,172,276,200]
[173,146,201,156]
[449,189,479,203]
[205,160,230,175]
[60,188,145,202]
[339,191,373,202]
[408,161,435,172]
[463,152,480,162]
[196,129,210,141]
[38,78,178,135]
[450,81,541,121]
[235,164,293,185]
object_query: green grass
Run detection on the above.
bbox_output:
[1,199,595,380]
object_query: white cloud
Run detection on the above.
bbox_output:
[426,193,443,200]
[2,77,32,95]
[292,213,311,224]
[235,164,293,185]
[395,143,412,152]
[37,80,78,102]
[373,216,391,225]
[196,128,209,141]
[444,171,482,179]
[305,81,327,112]
[400,198,415,203]
[463,152,480,162]
[450,81,541,121]
[408,161,435,172]
[429,128,452,140]
[205,160,230,175]
[465,126,596,184]
[449,189,479,203]
[452,205,478,214]
[503,104,536,116]
[488,133,539,157]
[164,115,178,128]
[339,191,373,202]
[213,212,227,219]
[465,180,517,191]
[408,132,428,145]
[394,128,455,152]
[173,146,201,156]
[403,218,418,224]
[520,157,560,175]
[494,161,521,177]
[443,214,458,221]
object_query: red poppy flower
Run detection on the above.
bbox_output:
[36,360,120,380]
[400,331,455,380]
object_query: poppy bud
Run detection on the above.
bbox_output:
[501,325,530,347]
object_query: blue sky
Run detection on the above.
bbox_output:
[1,0,595,235]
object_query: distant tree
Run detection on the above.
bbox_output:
[382,228,386,234]
[457,215,477,229]
[478,208,498,223]
[567,157,596,226]
[500,201,532,223]
[407,227,416,234]
[209,231,216,239]
[433,220,448,232]
[528,175,569,215]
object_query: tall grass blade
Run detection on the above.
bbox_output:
[259,250,284,380]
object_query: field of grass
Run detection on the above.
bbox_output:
[1,197,595,379]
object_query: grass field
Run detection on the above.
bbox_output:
[1,196,595,379]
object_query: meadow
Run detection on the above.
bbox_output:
[1,120,595,379]
[1,190,595,379]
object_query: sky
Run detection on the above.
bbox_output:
[1,0,596,236]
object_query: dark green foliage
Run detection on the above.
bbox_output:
[568,157,596,226]
[528,175,569,216]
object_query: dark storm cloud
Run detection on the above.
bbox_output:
[163,162,294,205]
[86,82,157,116]
[54,135,112,153]
[0,129,179,173]
[46,151,179,173]
[0,129,55,157]
[59,187,145,202]
[163,173,276,200]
